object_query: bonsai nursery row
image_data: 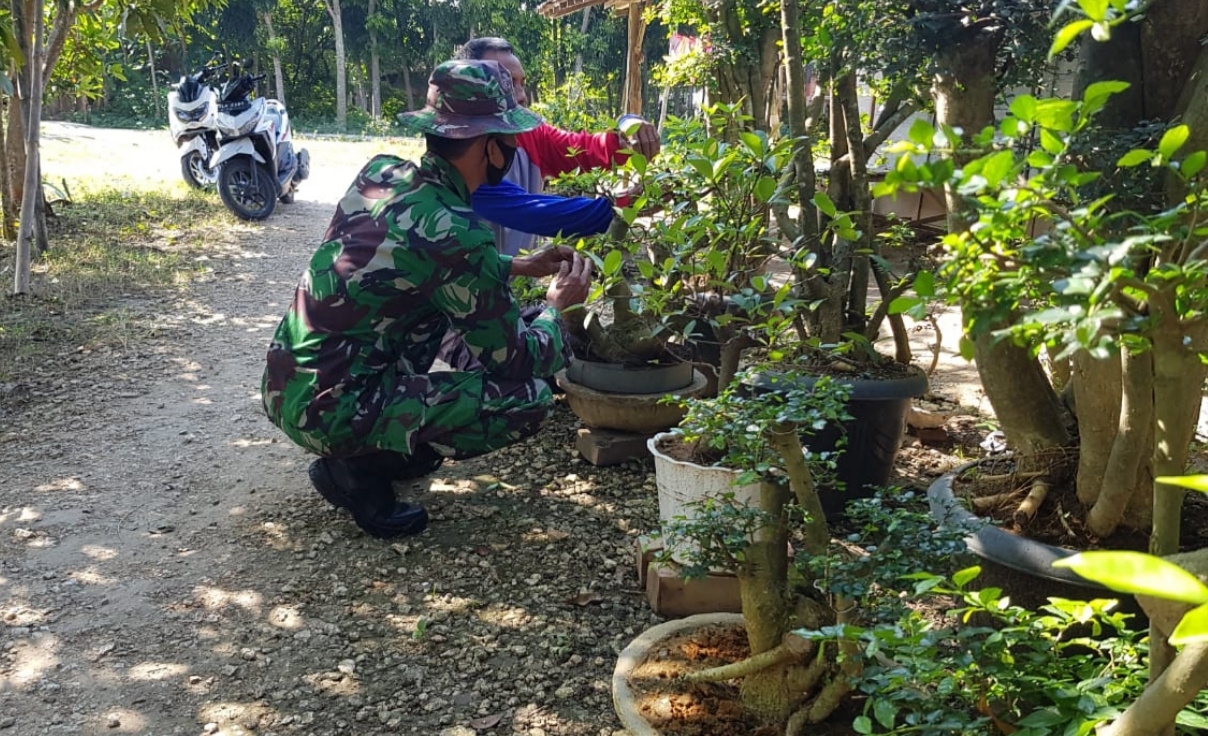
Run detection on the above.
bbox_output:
[530,3,1208,734]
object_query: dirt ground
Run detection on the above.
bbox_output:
[0,124,983,736]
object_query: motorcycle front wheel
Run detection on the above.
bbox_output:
[217,158,279,221]
[181,150,218,189]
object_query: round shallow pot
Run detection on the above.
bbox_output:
[567,359,696,394]
[648,431,762,564]
[556,368,709,434]
[613,613,745,736]
[928,460,1145,619]
[747,367,928,517]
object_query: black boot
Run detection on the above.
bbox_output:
[308,454,430,538]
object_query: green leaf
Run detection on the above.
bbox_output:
[1182,150,1207,178]
[907,118,935,146]
[1117,149,1155,168]
[1050,20,1095,58]
[981,150,1015,188]
[1170,602,1208,645]
[1040,128,1065,156]
[754,175,777,203]
[1159,125,1191,160]
[1157,475,1208,493]
[873,699,896,730]
[1076,0,1108,21]
[888,296,921,316]
[602,249,623,277]
[812,192,837,218]
[852,715,873,735]
[687,156,713,181]
[1054,551,1208,604]
[953,566,981,589]
[913,270,936,297]
[1034,100,1078,132]
[1082,80,1130,116]
[739,131,765,157]
[1009,95,1037,124]
[959,336,975,361]
[637,259,655,280]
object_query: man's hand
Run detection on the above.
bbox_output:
[620,116,661,160]
[545,252,592,312]
[511,246,576,279]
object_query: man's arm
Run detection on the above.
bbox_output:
[516,122,628,178]
[471,181,614,238]
[430,240,571,380]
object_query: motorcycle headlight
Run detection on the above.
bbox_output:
[233,115,258,137]
[175,107,207,123]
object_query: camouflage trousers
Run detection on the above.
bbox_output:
[372,370,554,460]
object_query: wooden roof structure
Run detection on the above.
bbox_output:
[535,0,638,19]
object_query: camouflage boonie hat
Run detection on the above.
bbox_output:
[397,59,543,139]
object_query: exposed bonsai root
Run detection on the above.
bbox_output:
[683,637,809,684]
[971,490,1023,513]
[803,672,853,724]
[1013,479,1050,523]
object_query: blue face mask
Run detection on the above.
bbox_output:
[486,136,518,186]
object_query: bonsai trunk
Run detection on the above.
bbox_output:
[1084,350,1154,537]
[972,330,1072,463]
[736,478,797,724]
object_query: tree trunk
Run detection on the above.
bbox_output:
[932,38,997,232]
[736,479,795,725]
[263,12,287,107]
[573,8,590,76]
[323,0,347,130]
[622,2,645,115]
[972,330,1072,459]
[1086,349,1153,537]
[146,39,158,103]
[1072,349,1122,506]
[12,0,41,295]
[402,58,414,111]
[368,0,380,120]
[0,98,14,241]
[836,72,872,335]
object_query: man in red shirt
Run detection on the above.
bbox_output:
[455,36,661,257]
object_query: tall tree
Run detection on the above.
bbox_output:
[320,0,346,129]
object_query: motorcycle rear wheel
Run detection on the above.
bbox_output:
[181,151,217,189]
[218,158,279,221]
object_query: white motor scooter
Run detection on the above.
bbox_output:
[167,63,224,188]
[210,69,309,221]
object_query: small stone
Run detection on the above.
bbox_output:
[240,648,257,661]
[554,685,575,699]
[337,659,356,675]
[203,723,218,734]
[106,715,121,729]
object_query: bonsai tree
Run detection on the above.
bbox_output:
[655,368,860,727]
[562,108,805,390]
[882,81,1208,704]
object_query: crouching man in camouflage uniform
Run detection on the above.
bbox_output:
[261,60,591,539]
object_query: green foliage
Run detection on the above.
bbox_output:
[1055,475,1208,646]
[529,72,617,135]
[670,367,852,486]
[835,568,1155,736]
[877,83,1208,362]
[810,491,972,618]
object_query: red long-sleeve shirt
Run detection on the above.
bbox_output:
[515,122,629,177]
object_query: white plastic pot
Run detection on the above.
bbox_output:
[647,431,762,564]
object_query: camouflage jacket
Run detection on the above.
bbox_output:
[262,153,570,446]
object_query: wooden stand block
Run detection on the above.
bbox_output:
[637,536,742,617]
[576,426,654,466]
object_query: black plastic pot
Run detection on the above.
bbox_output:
[747,367,929,517]
[566,359,696,395]
[928,461,1145,622]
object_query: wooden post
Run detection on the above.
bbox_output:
[622,0,646,115]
